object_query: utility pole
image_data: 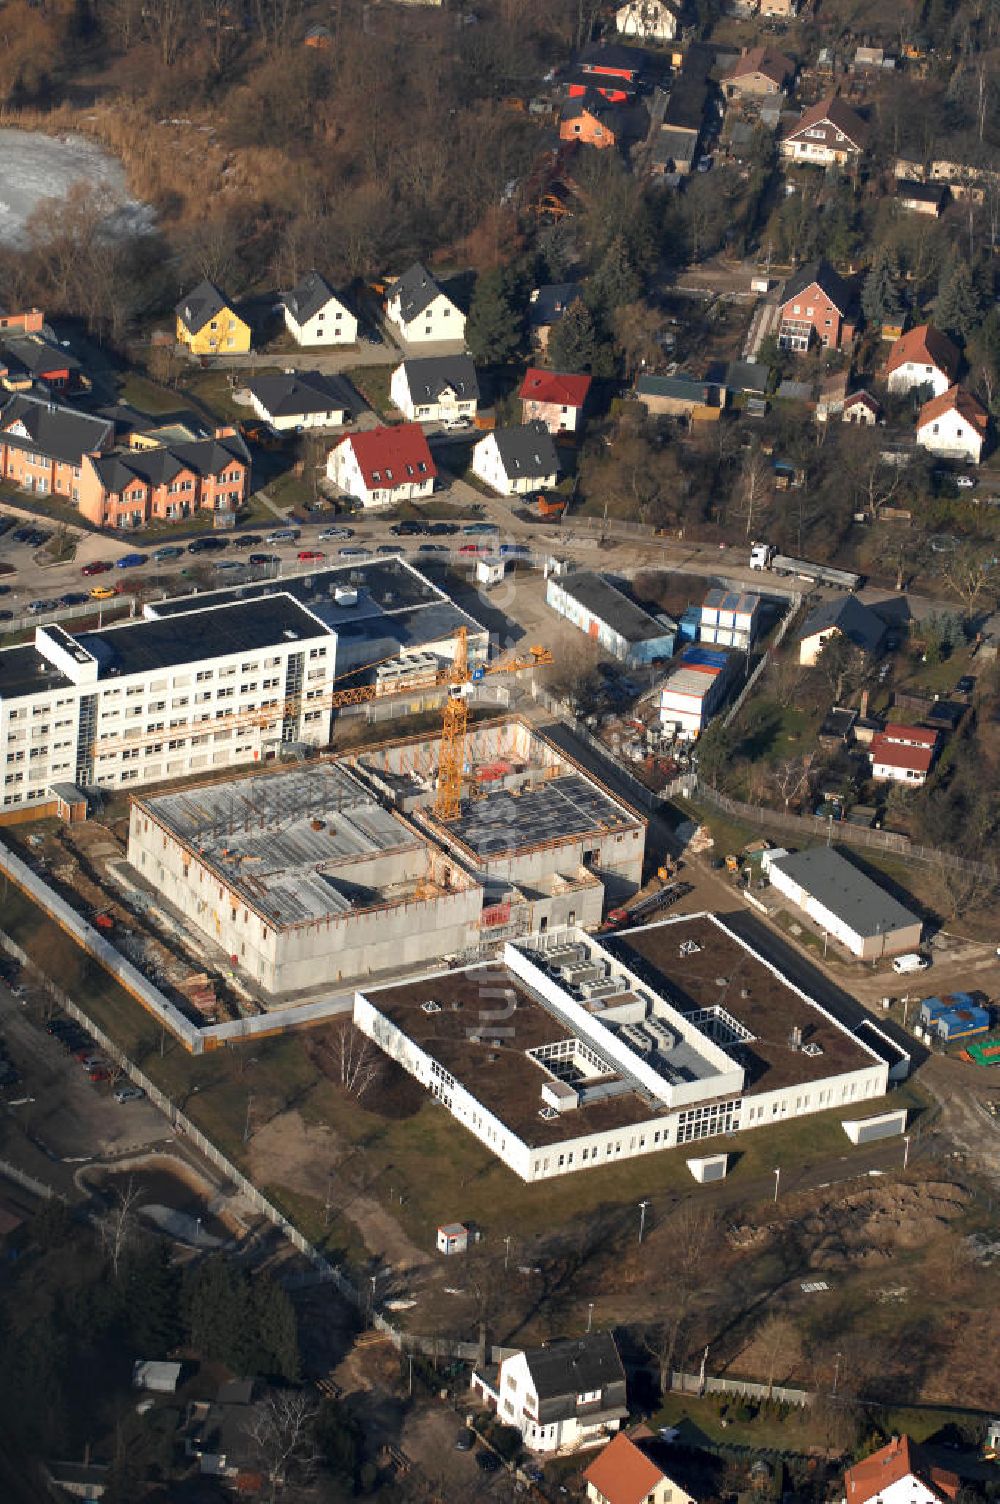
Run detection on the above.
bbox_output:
[586,1302,594,1333]
[638,1199,650,1244]
[833,1350,842,1397]
[773,1167,781,1203]
[504,1235,511,1271]
[903,1134,911,1171]
[243,1090,253,1144]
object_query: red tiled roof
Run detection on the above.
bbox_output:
[918,383,988,436]
[870,735,934,774]
[844,1435,959,1504]
[342,423,437,489]
[725,45,794,85]
[886,323,960,380]
[786,94,869,147]
[583,1433,665,1504]
[882,723,938,747]
[519,368,592,407]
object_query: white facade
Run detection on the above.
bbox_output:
[616,0,677,37]
[699,591,760,650]
[386,287,466,345]
[326,436,435,509]
[0,609,334,814]
[917,404,985,463]
[887,360,951,399]
[471,432,558,497]
[545,575,676,668]
[389,362,477,423]
[659,652,733,739]
[283,294,357,347]
[488,1352,621,1454]
[764,852,922,959]
[248,391,348,432]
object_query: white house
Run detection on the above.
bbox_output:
[244,370,358,431]
[584,1432,698,1504]
[326,423,437,509]
[471,421,559,497]
[869,724,937,787]
[780,95,868,167]
[843,1435,959,1504]
[886,324,959,399]
[385,263,466,345]
[280,270,357,346]
[615,0,678,40]
[916,384,988,464]
[797,596,885,667]
[659,645,734,739]
[472,1335,628,1454]
[389,354,479,422]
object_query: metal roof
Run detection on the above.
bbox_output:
[769,846,919,939]
[555,571,676,645]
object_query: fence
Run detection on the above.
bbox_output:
[0,1155,54,1202]
[3,595,136,638]
[722,593,802,730]
[671,1371,813,1406]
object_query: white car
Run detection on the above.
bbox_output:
[956,476,976,489]
[114,1084,145,1104]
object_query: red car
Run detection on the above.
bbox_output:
[82,560,111,576]
[297,549,326,562]
[459,543,486,555]
[88,1065,110,1083]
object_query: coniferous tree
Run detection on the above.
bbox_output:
[861,246,903,326]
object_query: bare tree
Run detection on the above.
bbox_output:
[926,850,999,922]
[770,755,814,812]
[96,1178,142,1278]
[247,1391,319,1504]
[639,1206,719,1394]
[333,1022,380,1101]
[815,635,870,704]
[938,544,997,619]
[755,1313,802,1399]
[733,448,772,539]
[841,428,904,522]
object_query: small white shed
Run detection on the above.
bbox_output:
[686,1153,729,1184]
[436,1222,470,1255]
[132,1359,182,1394]
[476,555,505,587]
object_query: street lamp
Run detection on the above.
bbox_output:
[833,1350,842,1397]
[587,1302,594,1334]
[773,1167,781,1203]
[638,1200,651,1244]
[504,1234,512,1271]
[903,1134,911,1171]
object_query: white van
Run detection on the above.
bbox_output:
[892,953,929,975]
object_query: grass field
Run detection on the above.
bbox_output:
[343,364,394,417]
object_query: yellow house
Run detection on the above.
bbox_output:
[175,280,251,355]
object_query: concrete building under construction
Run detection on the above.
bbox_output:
[127,761,481,994]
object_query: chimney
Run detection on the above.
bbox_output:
[214,425,236,439]
[859,689,869,718]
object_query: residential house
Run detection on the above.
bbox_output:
[725,360,770,398]
[886,325,960,399]
[390,354,479,422]
[780,95,868,166]
[471,421,559,496]
[471,1333,628,1454]
[615,0,678,42]
[569,42,648,102]
[896,179,946,216]
[916,385,988,464]
[869,724,938,786]
[529,284,584,350]
[797,595,885,665]
[175,280,251,356]
[0,305,44,335]
[245,370,358,431]
[636,373,726,419]
[560,92,623,148]
[385,263,466,345]
[778,259,854,352]
[185,1378,260,1481]
[0,333,83,393]
[843,1434,959,1504]
[585,1431,697,1504]
[723,46,795,98]
[79,430,250,528]
[327,423,437,508]
[0,394,113,503]
[42,1461,109,1499]
[546,570,677,666]
[760,0,798,16]
[842,390,881,425]
[280,269,357,346]
[816,371,848,421]
[519,368,592,433]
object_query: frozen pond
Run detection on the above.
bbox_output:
[0,128,154,248]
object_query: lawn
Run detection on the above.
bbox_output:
[178,367,273,423]
[343,364,395,417]
[117,372,186,417]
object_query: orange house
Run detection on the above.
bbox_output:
[0,394,113,502]
[78,429,250,529]
[560,92,619,148]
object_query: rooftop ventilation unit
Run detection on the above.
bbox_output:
[580,976,627,1001]
[538,1105,558,1121]
[679,940,701,956]
[801,1041,824,1058]
[645,1018,678,1054]
[620,1023,653,1055]
[420,1000,442,1015]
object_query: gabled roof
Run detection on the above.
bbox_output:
[522,1333,626,1401]
[725,45,794,86]
[339,423,437,489]
[89,432,249,493]
[785,94,869,148]
[887,324,960,380]
[561,88,621,125]
[176,279,233,334]
[530,284,584,327]
[843,389,881,413]
[388,264,452,325]
[280,269,348,326]
[398,354,479,404]
[0,393,112,465]
[246,370,359,421]
[845,1435,959,1504]
[896,178,946,205]
[882,722,938,747]
[577,40,648,76]
[0,333,81,377]
[870,735,935,774]
[798,594,884,653]
[781,258,853,316]
[918,383,988,436]
[489,421,560,478]
[519,367,592,408]
[584,1433,665,1504]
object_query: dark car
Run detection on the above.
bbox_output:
[418,543,449,553]
[116,552,148,570]
[27,599,56,615]
[390,520,425,536]
[12,527,33,543]
[0,610,13,622]
[26,530,49,546]
[455,1432,474,1452]
[233,534,263,550]
[955,675,976,695]
[377,544,404,556]
[248,553,280,568]
[187,536,229,554]
[82,560,112,576]
[59,592,89,607]
[462,522,498,536]
[427,522,458,536]
[476,1452,500,1473]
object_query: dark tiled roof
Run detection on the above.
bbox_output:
[246,370,359,421]
[176,279,231,334]
[523,1333,627,1404]
[798,594,885,653]
[88,432,249,491]
[389,263,448,324]
[398,355,479,404]
[281,269,346,326]
[781,258,853,316]
[0,393,112,465]
[0,333,81,377]
[491,421,560,478]
[529,284,583,327]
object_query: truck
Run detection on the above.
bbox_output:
[749,542,862,591]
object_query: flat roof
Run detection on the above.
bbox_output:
[0,643,73,701]
[135,762,434,928]
[610,913,878,1091]
[768,847,919,940]
[555,571,675,645]
[149,557,441,622]
[364,966,654,1146]
[442,773,640,859]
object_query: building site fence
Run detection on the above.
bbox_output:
[0,1155,54,1202]
[671,1371,813,1407]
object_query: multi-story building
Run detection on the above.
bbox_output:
[389,355,479,423]
[472,1335,627,1454]
[778,260,854,353]
[886,325,960,399]
[519,369,592,433]
[471,422,559,496]
[384,264,466,345]
[0,394,113,503]
[79,430,250,527]
[659,644,735,738]
[916,385,988,464]
[175,281,251,356]
[327,424,437,508]
[780,95,868,166]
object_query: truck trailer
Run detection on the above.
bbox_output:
[749,542,862,591]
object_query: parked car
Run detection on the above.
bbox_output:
[248,553,280,567]
[499,543,530,557]
[956,475,976,489]
[459,543,486,555]
[187,536,228,554]
[476,1452,500,1473]
[232,534,263,550]
[81,560,112,576]
[297,549,326,562]
[27,599,56,614]
[213,560,245,573]
[339,546,371,559]
[116,552,148,569]
[390,520,424,536]
[454,1432,474,1452]
[59,592,89,607]
[418,543,449,553]
[426,522,458,536]
[462,523,497,535]
[0,610,12,622]
[89,585,118,600]
[955,675,976,695]
[377,544,404,556]
[265,527,300,544]
[152,545,183,562]
[88,1065,111,1083]
[114,1084,146,1104]
[318,526,353,541]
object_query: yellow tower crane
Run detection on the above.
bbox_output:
[432,626,552,822]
